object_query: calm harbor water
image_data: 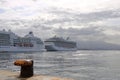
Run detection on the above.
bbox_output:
[0,50,120,80]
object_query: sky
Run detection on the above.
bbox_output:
[0,0,120,49]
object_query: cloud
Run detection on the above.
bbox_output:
[0,0,120,20]
[0,8,5,14]
[53,26,104,40]
[0,0,7,4]
[0,0,120,49]
[0,19,54,39]
[47,8,120,25]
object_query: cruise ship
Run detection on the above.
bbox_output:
[0,29,45,52]
[45,36,77,51]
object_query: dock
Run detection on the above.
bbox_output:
[0,70,73,80]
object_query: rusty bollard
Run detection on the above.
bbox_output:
[14,59,33,78]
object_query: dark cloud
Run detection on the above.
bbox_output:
[54,26,104,37]
[53,27,104,44]
[0,19,52,30]
[79,9,120,22]
[43,8,120,26]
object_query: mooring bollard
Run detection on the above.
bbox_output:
[14,59,33,78]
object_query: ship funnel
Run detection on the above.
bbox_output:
[25,31,34,38]
[29,31,33,35]
[29,31,34,37]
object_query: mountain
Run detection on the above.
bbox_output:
[77,40,120,50]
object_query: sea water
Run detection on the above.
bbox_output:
[0,50,120,80]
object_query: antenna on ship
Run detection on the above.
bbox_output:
[29,31,33,34]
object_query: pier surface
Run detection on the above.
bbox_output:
[0,70,73,80]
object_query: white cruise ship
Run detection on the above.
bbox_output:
[45,36,77,51]
[0,29,45,52]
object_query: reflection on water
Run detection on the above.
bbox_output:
[0,50,120,80]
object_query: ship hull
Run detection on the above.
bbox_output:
[45,45,77,51]
[0,46,46,53]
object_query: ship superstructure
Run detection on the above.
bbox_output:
[0,29,45,52]
[45,36,77,51]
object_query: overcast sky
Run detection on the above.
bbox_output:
[0,0,120,49]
